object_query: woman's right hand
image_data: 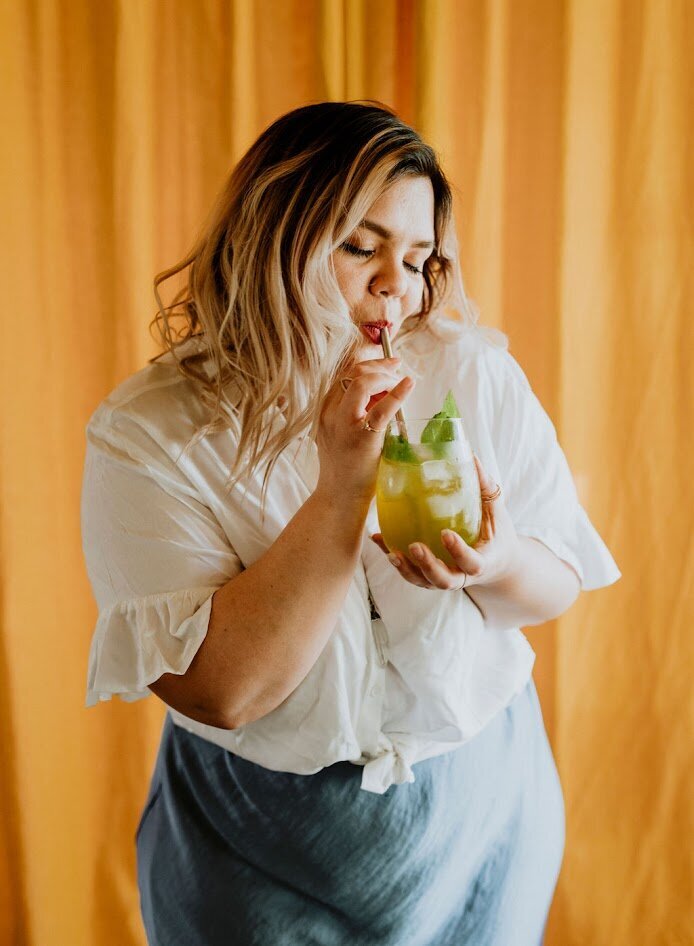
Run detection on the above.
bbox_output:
[314,357,415,505]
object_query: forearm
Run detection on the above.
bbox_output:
[151,487,370,729]
[464,536,581,631]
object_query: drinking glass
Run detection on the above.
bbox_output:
[375,418,482,568]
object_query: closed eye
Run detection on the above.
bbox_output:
[340,242,424,275]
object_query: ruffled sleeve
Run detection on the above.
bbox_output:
[81,407,243,707]
[481,347,621,591]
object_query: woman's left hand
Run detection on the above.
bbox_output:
[370,455,522,591]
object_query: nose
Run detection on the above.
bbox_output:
[368,256,409,300]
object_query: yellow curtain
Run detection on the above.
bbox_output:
[1,1,690,943]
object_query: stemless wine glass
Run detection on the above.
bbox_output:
[376,417,482,568]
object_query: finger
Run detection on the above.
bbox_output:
[345,356,401,374]
[369,533,389,555]
[340,372,402,400]
[337,360,401,400]
[388,549,434,588]
[473,454,500,501]
[407,542,467,590]
[366,390,389,412]
[362,376,415,428]
[370,537,433,587]
[339,358,401,387]
[341,372,410,420]
[440,530,484,577]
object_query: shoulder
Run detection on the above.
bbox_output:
[85,339,222,459]
[401,317,528,381]
[462,334,533,410]
[399,318,533,418]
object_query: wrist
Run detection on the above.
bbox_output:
[314,475,374,515]
[311,482,372,525]
[306,488,370,557]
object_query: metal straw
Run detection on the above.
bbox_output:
[380,322,409,441]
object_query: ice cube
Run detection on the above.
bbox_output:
[425,490,467,520]
[419,460,451,485]
[381,465,409,497]
[412,443,439,462]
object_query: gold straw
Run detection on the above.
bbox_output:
[380,323,409,440]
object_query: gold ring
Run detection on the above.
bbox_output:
[362,418,385,433]
[482,484,502,503]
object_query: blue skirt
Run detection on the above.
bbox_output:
[136,678,564,945]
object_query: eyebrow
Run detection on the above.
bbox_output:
[359,219,435,250]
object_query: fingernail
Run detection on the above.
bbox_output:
[388,553,401,568]
[409,543,424,560]
[442,529,456,546]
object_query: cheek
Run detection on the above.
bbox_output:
[331,257,362,298]
[406,280,425,312]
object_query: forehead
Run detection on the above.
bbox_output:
[363,176,435,238]
[366,176,434,227]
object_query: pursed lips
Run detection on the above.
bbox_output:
[358,320,394,344]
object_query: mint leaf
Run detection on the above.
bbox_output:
[383,391,462,461]
[441,390,460,419]
[383,433,419,463]
[421,389,461,443]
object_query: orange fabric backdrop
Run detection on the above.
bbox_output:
[1,1,691,944]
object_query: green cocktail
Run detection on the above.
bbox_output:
[375,397,482,568]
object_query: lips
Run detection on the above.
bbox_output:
[359,320,393,345]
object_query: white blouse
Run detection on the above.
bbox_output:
[81,323,620,794]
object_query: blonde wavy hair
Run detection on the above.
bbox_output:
[149,100,484,504]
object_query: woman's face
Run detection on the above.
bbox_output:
[331,175,435,360]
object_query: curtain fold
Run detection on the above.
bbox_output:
[0,1,689,943]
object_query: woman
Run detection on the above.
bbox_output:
[81,101,620,945]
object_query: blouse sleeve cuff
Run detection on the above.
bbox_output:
[85,585,220,707]
[516,506,621,592]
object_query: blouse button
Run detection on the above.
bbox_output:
[370,685,381,698]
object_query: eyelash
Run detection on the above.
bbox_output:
[340,242,424,275]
